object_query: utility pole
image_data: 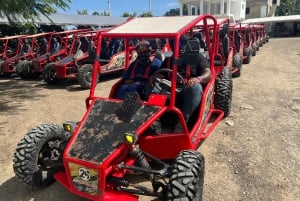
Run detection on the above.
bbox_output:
[149,0,152,13]
[108,0,111,16]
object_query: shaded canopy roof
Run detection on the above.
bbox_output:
[243,15,300,24]
[0,13,128,27]
[107,16,200,35]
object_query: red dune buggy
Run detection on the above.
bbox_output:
[13,15,233,201]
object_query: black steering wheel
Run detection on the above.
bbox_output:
[151,68,185,95]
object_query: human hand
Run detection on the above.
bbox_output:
[187,77,201,87]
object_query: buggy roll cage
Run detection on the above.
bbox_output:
[88,15,218,108]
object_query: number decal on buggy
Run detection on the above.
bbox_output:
[69,163,99,196]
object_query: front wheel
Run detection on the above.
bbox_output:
[43,63,60,84]
[22,60,40,79]
[13,124,70,187]
[167,150,205,201]
[232,53,242,77]
[252,43,257,56]
[243,47,252,64]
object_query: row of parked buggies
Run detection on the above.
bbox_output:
[0,28,128,88]
[11,15,269,201]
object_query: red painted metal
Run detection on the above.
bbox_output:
[55,15,227,200]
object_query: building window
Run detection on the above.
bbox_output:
[246,7,250,14]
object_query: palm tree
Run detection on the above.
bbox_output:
[0,0,71,23]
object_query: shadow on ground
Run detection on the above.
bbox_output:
[0,177,86,201]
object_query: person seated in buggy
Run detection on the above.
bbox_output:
[115,40,162,100]
[149,37,211,123]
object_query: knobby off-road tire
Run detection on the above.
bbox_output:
[214,66,233,117]
[243,47,252,64]
[232,53,242,78]
[16,60,27,79]
[13,124,70,187]
[43,63,60,84]
[266,36,269,43]
[252,43,257,56]
[22,60,40,79]
[167,150,205,201]
[255,41,260,51]
[77,64,97,89]
[259,39,263,47]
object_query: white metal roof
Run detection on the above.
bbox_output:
[107,16,199,34]
[243,15,300,24]
[0,13,128,26]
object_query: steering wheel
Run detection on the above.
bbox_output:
[151,68,185,95]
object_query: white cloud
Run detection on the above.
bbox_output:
[166,3,179,7]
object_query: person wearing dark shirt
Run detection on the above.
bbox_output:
[177,52,211,122]
[116,40,162,99]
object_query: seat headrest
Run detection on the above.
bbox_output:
[155,50,165,62]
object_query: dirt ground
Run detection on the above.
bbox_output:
[0,37,299,201]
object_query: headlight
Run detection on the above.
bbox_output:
[123,132,138,145]
[63,121,78,132]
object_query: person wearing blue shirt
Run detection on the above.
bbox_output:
[116,40,162,100]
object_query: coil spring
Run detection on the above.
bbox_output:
[107,176,129,187]
[131,147,151,170]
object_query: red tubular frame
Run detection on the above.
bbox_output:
[57,15,226,201]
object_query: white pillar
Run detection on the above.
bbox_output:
[207,1,211,14]
[188,3,192,15]
[221,0,225,15]
[180,2,183,16]
[227,0,231,15]
[199,0,204,15]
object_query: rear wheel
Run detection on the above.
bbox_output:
[214,66,233,117]
[43,63,60,84]
[13,124,70,187]
[77,64,97,89]
[243,47,252,64]
[16,61,27,79]
[167,150,205,201]
[232,53,242,77]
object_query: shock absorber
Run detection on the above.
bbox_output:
[130,146,153,180]
[107,176,130,187]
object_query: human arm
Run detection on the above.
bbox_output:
[187,53,211,87]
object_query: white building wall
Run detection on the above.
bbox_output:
[178,0,247,21]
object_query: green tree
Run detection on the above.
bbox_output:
[77,9,88,15]
[276,0,297,16]
[292,0,300,14]
[164,4,188,16]
[100,10,110,16]
[139,12,153,17]
[122,12,137,17]
[0,0,71,23]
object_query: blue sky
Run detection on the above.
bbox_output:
[57,0,180,16]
